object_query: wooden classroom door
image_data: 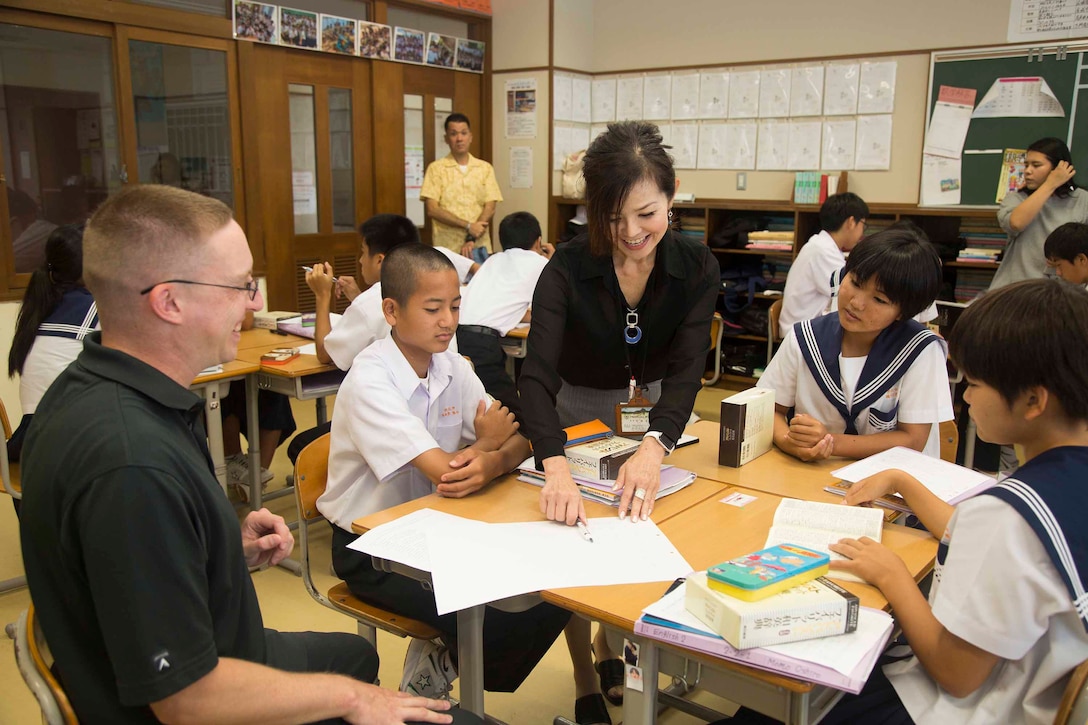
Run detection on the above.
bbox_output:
[241,43,374,312]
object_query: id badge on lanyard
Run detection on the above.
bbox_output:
[615,378,653,436]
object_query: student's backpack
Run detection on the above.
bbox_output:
[561,151,586,199]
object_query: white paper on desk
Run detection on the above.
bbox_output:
[671,72,700,120]
[427,516,691,615]
[832,446,995,505]
[643,584,893,677]
[973,77,1065,118]
[298,342,318,356]
[699,71,729,119]
[759,68,790,118]
[591,78,616,123]
[855,115,892,170]
[824,63,859,116]
[920,153,962,206]
[348,508,482,572]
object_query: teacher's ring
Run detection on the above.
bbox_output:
[634,488,647,500]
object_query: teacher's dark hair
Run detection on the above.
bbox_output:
[583,121,675,257]
[1025,137,1078,198]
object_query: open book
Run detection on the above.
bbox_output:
[828,446,995,511]
[765,499,884,584]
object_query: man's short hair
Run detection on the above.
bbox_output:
[359,214,419,255]
[843,226,942,320]
[444,113,471,132]
[381,244,456,306]
[498,212,541,251]
[819,192,869,233]
[83,185,233,314]
[1044,222,1088,262]
[949,279,1088,421]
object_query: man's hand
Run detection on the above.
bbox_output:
[473,399,518,451]
[437,448,500,497]
[345,683,453,725]
[336,275,362,302]
[241,508,294,568]
[305,262,336,300]
[468,220,488,240]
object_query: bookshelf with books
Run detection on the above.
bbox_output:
[550,197,1006,385]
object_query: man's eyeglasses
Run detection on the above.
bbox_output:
[139,279,260,301]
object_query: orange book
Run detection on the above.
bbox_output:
[261,347,300,365]
[563,419,613,447]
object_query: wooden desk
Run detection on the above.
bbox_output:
[500,324,528,378]
[542,488,938,725]
[191,360,261,495]
[351,473,728,718]
[235,333,345,425]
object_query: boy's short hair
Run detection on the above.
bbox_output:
[359,214,419,255]
[819,192,869,233]
[843,226,941,320]
[381,244,456,306]
[444,112,471,131]
[498,212,542,251]
[949,279,1088,421]
[1044,222,1088,262]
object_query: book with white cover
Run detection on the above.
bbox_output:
[764,499,884,584]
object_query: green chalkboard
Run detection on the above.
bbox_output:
[930,50,1087,206]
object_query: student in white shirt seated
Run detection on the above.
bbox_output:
[306,214,477,371]
[456,211,553,420]
[779,192,869,338]
[758,227,954,462]
[318,244,570,700]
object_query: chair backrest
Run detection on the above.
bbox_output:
[13,604,79,724]
[767,299,783,343]
[938,419,959,464]
[0,397,11,440]
[1055,658,1088,725]
[294,432,332,523]
[0,397,18,499]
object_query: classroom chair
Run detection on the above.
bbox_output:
[702,312,724,386]
[292,433,441,649]
[766,298,783,364]
[10,603,79,724]
[1,398,26,594]
[1055,659,1088,725]
[938,420,959,464]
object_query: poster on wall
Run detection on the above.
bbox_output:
[394,27,426,64]
[505,78,537,138]
[427,33,456,67]
[233,0,278,43]
[995,148,1027,203]
[320,15,356,55]
[358,21,392,59]
[455,39,485,72]
[279,7,317,49]
[510,146,533,188]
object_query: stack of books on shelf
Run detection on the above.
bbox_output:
[745,231,794,253]
[954,269,993,302]
[956,231,1005,264]
[675,212,707,243]
[793,172,841,204]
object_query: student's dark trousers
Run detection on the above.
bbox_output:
[331,525,570,693]
[455,326,522,422]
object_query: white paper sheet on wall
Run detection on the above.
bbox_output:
[790,66,825,117]
[788,120,822,169]
[591,123,609,144]
[591,78,616,123]
[924,86,977,159]
[972,76,1065,118]
[643,74,672,120]
[724,121,758,170]
[729,70,760,119]
[759,68,791,118]
[699,71,730,119]
[667,123,698,169]
[570,124,591,156]
[757,119,789,170]
[553,74,573,122]
[617,76,645,121]
[572,76,592,123]
[855,114,893,170]
[697,122,728,169]
[822,119,857,170]
[858,61,897,114]
[553,125,570,171]
[824,63,859,115]
[671,73,700,120]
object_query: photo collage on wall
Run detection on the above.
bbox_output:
[233,0,485,73]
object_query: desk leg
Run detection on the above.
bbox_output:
[315,396,328,426]
[246,373,263,511]
[622,638,659,725]
[457,605,486,717]
[204,383,228,494]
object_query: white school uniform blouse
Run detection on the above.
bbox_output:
[317,336,486,530]
[459,248,549,335]
[757,327,953,458]
[324,281,458,371]
[435,245,476,284]
[887,496,1088,724]
[779,230,845,338]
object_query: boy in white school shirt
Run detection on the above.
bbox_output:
[758,227,953,462]
[306,214,477,370]
[456,211,553,420]
[318,244,570,699]
[779,192,869,337]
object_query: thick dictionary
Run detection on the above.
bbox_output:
[719,387,775,467]
[565,436,641,480]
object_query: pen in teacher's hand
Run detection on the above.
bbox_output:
[576,520,594,543]
[301,265,338,283]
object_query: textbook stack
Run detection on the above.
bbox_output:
[745,231,794,254]
[675,210,707,243]
[954,269,992,302]
[516,463,697,507]
[956,231,1004,264]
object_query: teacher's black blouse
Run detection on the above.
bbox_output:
[518,229,719,463]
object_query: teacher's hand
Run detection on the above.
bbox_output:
[614,438,667,522]
[540,456,586,526]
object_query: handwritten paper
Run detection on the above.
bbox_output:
[509,145,532,189]
[729,70,760,119]
[759,68,791,118]
[824,63,860,115]
[855,115,893,170]
[724,121,758,170]
[553,73,573,122]
[671,72,700,120]
[924,85,977,159]
[973,76,1065,118]
[572,75,592,123]
[788,120,822,170]
[665,123,698,169]
[699,71,729,119]
[822,119,856,170]
[858,61,897,114]
[643,74,672,120]
[757,120,789,170]
[616,76,645,121]
[697,123,728,169]
[591,78,616,123]
[920,154,962,206]
[832,446,994,504]
[790,66,824,117]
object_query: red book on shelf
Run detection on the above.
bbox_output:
[819,174,829,204]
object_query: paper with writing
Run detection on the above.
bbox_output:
[765,499,883,583]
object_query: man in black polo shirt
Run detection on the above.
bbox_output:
[19,185,465,724]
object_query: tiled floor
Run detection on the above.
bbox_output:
[1,382,743,724]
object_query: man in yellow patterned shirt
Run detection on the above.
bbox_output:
[421,113,503,260]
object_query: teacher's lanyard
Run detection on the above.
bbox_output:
[614,265,650,402]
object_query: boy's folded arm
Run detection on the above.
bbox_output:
[411,434,531,490]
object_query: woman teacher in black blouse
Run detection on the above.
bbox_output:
[520,120,718,524]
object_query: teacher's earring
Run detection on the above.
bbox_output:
[668,209,674,223]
